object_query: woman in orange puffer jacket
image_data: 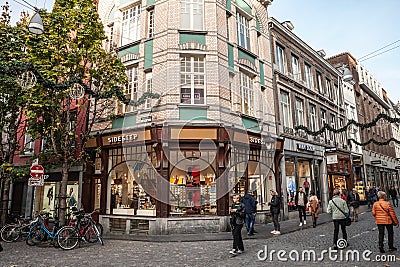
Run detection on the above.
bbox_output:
[372,191,399,253]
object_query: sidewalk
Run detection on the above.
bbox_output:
[103,205,369,242]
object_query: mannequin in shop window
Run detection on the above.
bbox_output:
[303,179,310,196]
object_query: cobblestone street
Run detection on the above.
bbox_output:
[1,207,400,267]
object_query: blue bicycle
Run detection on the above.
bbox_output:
[26,212,60,247]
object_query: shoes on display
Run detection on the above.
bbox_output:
[273,231,281,235]
[299,222,303,227]
[270,230,277,234]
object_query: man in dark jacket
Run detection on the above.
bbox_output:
[295,187,307,226]
[389,186,399,207]
[241,191,256,235]
[347,188,360,222]
[268,189,281,235]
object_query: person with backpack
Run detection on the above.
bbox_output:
[229,194,246,256]
[241,191,256,236]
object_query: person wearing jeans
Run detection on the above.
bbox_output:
[241,191,256,235]
[372,191,399,253]
[268,189,281,235]
[327,189,349,250]
[295,187,307,226]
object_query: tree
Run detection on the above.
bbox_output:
[0,3,33,224]
[23,0,127,225]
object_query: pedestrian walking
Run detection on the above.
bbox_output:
[366,188,372,209]
[372,191,399,253]
[241,191,256,236]
[347,188,360,222]
[295,187,307,226]
[370,186,378,204]
[268,189,281,235]
[340,188,347,202]
[388,186,399,207]
[229,194,245,256]
[308,191,319,228]
[327,188,350,250]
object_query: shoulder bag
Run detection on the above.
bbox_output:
[378,202,395,225]
[332,199,351,226]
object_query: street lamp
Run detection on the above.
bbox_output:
[342,67,353,82]
[28,10,44,35]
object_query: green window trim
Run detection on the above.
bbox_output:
[238,49,256,65]
[259,61,265,86]
[147,0,155,6]
[179,107,207,121]
[144,40,153,69]
[226,0,232,11]
[228,44,234,70]
[179,33,206,44]
[118,44,140,57]
[235,0,252,16]
[112,115,137,129]
[242,117,259,131]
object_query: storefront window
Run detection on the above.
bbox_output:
[169,150,217,215]
[107,147,156,216]
[285,157,312,211]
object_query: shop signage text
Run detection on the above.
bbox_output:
[326,154,338,164]
[140,116,152,123]
[107,134,138,144]
[250,137,265,145]
[371,160,381,165]
[28,174,49,187]
[297,143,315,152]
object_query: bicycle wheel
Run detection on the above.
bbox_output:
[57,226,79,250]
[84,223,103,243]
[1,224,20,242]
[93,224,104,246]
[26,225,44,246]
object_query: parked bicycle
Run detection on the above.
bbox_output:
[57,208,104,250]
[0,216,33,242]
[26,211,60,247]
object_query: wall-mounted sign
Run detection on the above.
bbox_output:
[371,160,382,165]
[107,133,138,144]
[297,143,315,152]
[249,137,265,145]
[325,147,337,153]
[327,154,338,164]
[140,116,152,123]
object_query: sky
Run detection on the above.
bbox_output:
[268,0,400,103]
[6,0,400,103]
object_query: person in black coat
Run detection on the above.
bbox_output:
[268,189,281,235]
[229,194,246,256]
[389,186,399,207]
[295,187,308,226]
[347,188,360,222]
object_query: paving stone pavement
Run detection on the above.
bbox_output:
[1,205,400,267]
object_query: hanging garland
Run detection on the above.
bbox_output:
[0,61,161,106]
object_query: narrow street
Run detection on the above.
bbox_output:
[1,207,400,267]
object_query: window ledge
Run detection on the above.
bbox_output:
[178,104,209,109]
[178,30,208,35]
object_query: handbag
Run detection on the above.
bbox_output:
[332,199,351,226]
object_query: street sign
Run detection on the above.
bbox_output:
[30,164,44,178]
[28,177,44,186]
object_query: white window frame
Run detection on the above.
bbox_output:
[316,71,323,94]
[236,12,250,50]
[326,79,332,100]
[121,4,141,46]
[108,24,115,51]
[24,132,34,154]
[181,0,204,31]
[295,98,304,126]
[239,71,254,116]
[123,65,139,112]
[276,44,285,73]
[280,91,291,128]
[309,104,317,131]
[148,9,155,38]
[330,114,336,142]
[180,55,205,105]
[304,63,312,89]
[291,55,300,80]
[145,72,152,109]
[320,109,326,139]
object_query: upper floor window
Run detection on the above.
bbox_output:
[145,72,153,109]
[123,65,139,112]
[121,5,141,46]
[24,132,34,154]
[309,104,317,131]
[304,63,312,89]
[320,109,326,138]
[316,71,323,94]
[236,13,250,50]
[291,55,300,80]
[180,55,205,105]
[108,24,115,51]
[181,0,204,31]
[147,9,155,38]
[326,79,332,100]
[280,91,291,128]
[276,44,285,73]
[295,98,304,126]
[329,114,336,141]
[238,71,254,116]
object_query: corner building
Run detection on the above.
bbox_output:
[89,0,277,235]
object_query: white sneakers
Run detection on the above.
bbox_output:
[273,231,281,235]
[299,222,303,227]
[271,230,276,234]
[304,220,307,225]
